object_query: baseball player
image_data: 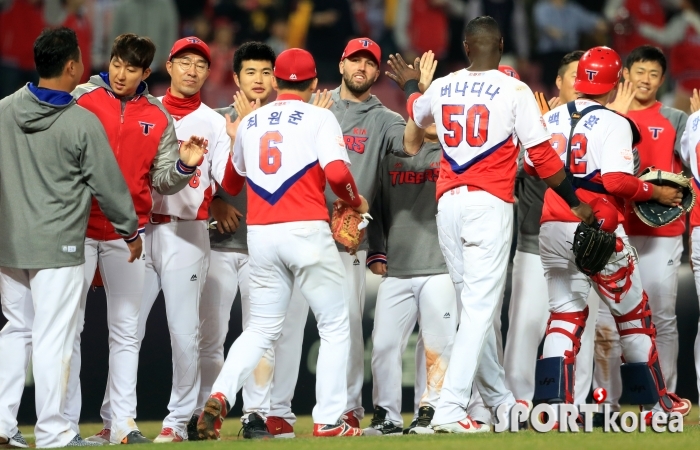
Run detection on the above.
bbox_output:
[526,45,690,424]
[70,34,205,445]
[679,99,700,422]
[193,42,278,441]
[263,37,425,434]
[197,48,368,439]
[503,51,601,413]
[0,28,139,448]
[121,37,239,443]
[364,122,458,436]
[594,45,688,411]
[397,16,594,432]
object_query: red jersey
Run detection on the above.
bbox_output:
[73,74,193,241]
[0,0,45,70]
[624,102,687,237]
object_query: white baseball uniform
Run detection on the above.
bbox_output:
[411,69,556,425]
[94,101,234,439]
[528,99,673,416]
[678,111,700,417]
[210,95,354,425]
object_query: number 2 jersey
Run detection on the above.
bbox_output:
[410,69,563,202]
[154,96,235,220]
[531,99,638,224]
[233,94,353,225]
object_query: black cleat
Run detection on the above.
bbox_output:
[363,407,402,436]
[120,431,151,444]
[407,406,435,434]
[240,413,272,439]
[187,414,200,441]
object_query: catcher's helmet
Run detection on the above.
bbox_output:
[574,46,622,96]
[498,65,520,80]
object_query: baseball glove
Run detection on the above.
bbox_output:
[331,199,371,254]
[632,167,696,227]
[534,91,550,115]
[572,221,617,277]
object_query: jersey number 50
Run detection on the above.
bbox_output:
[259,131,283,174]
[442,104,489,147]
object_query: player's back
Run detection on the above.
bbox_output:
[234,95,348,226]
[417,69,550,202]
[540,99,635,224]
[681,111,700,228]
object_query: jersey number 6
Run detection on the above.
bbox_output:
[259,131,283,174]
[442,104,490,147]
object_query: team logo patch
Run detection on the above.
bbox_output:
[648,126,664,139]
[289,74,297,80]
[187,37,202,44]
[359,39,371,48]
[585,69,598,81]
[139,121,155,136]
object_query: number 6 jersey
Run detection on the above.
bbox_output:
[411,69,554,202]
[233,93,351,225]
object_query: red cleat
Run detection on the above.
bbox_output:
[197,392,228,440]
[266,416,295,438]
[313,421,363,437]
[341,411,360,428]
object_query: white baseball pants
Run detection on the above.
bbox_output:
[594,234,682,406]
[68,237,145,443]
[540,222,667,413]
[0,265,84,448]
[503,250,597,406]
[198,248,274,418]
[370,274,457,426]
[688,227,700,418]
[267,250,366,424]
[211,221,350,425]
[431,188,516,425]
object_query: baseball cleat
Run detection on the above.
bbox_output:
[402,418,418,435]
[153,428,184,443]
[407,406,436,435]
[6,432,29,448]
[197,393,229,440]
[363,407,402,436]
[186,415,199,441]
[120,431,151,444]
[665,393,692,416]
[240,413,272,439]
[433,416,490,434]
[84,428,110,445]
[66,435,102,447]
[313,420,363,437]
[341,411,360,429]
[266,416,295,438]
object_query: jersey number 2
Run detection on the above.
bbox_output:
[550,132,588,175]
[259,131,283,174]
[442,104,489,147]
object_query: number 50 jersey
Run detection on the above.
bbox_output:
[412,69,550,202]
[233,94,350,225]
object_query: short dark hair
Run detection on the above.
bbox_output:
[464,16,502,40]
[557,50,585,77]
[625,45,666,75]
[233,42,276,75]
[110,34,156,70]
[34,27,81,79]
[275,77,314,92]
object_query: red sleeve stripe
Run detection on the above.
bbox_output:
[601,172,654,202]
[366,252,387,267]
[406,93,422,121]
[527,140,563,179]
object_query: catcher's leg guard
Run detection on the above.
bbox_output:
[534,307,589,405]
[613,292,675,411]
[590,251,634,303]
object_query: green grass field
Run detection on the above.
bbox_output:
[14,409,700,450]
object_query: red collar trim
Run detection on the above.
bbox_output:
[276,93,304,101]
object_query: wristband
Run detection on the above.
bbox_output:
[552,178,581,208]
[404,79,420,100]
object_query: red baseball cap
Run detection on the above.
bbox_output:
[274,48,317,81]
[169,37,211,64]
[341,38,381,65]
[498,65,520,80]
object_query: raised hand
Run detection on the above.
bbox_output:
[419,50,437,93]
[386,53,421,90]
[606,80,636,115]
[233,90,260,120]
[179,136,207,167]
[312,89,334,109]
[691,88,700,114]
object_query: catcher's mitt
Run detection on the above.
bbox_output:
[572,221,617,277]
[632,167,696,227]
[331,199,371,254]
